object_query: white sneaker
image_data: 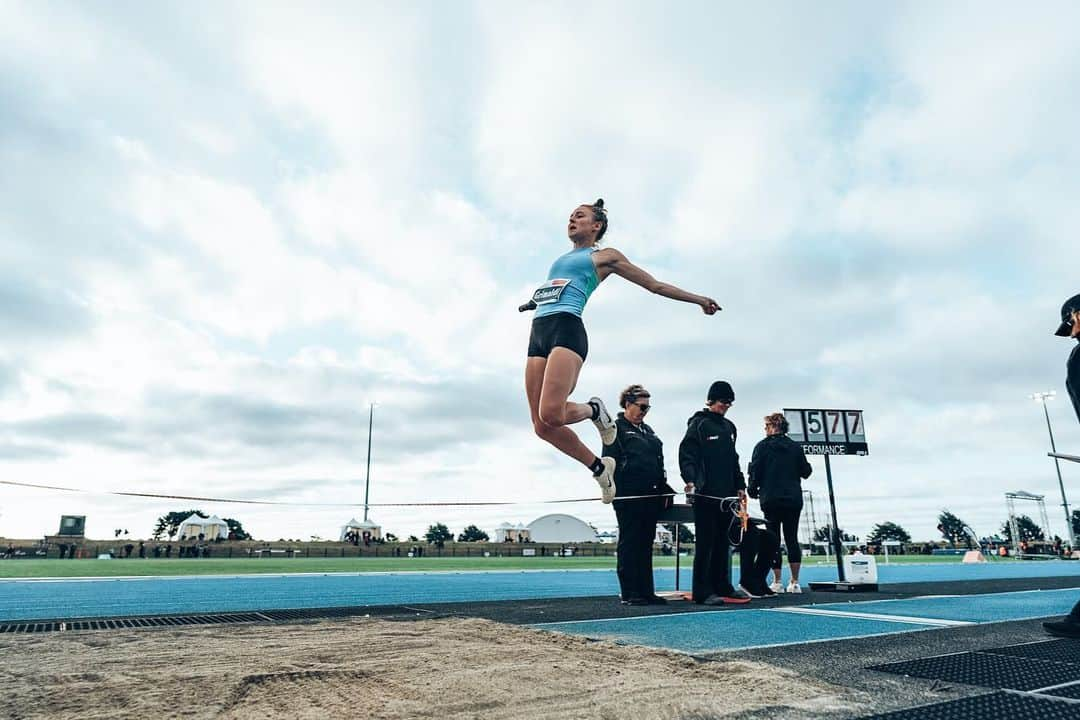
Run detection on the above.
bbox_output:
[589,396,617,446]
[769,581,784,594]
[737,583,761,599]
[786,581,802,594]
[594,456,616,504]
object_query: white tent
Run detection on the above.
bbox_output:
[493,522,531,543]
[177,514,230,541]
[340,518,382,541]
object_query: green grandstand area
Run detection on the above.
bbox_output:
[0,553,998,578]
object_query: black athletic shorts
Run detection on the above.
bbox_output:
[527,312,589,361]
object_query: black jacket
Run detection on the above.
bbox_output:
[747,434,812,505]
[1068,341,1080,425]
[678,409,745,497]
[603,414,667,497]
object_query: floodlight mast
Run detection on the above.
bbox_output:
[1031,391,1074,548]
[364,402,377,523]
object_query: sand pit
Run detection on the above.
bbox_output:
[0,616,860,719]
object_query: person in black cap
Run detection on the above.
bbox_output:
[679,380,751,605]
[1044,293,1080,638]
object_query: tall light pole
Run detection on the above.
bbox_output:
[364,402,376,523]
[1032,391,1074,547]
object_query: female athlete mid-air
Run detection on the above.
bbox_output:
[523,199,720,502]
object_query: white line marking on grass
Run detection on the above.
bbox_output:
[769,606,974,627]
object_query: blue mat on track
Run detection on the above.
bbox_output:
[813,587,1079,624]
[534,588,1080,654]
[535,610,939,653]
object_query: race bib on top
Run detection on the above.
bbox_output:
[532,278,571,305]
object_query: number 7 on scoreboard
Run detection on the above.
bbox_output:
[845,410,866,443]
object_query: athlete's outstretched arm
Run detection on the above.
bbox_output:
[595,248,720,314]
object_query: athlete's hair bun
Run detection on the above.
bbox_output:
[593,198,605,211]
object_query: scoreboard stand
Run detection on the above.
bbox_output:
[784,408,876,593]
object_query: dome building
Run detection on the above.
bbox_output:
[526,514,598,544]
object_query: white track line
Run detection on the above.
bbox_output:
[768,606,974,627]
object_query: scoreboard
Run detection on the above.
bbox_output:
[783,408,868,456]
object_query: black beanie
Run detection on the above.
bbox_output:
[707,381,734,403]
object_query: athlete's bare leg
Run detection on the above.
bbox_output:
[525,349,597,467]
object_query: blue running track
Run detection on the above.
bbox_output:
[0,560,1078,623]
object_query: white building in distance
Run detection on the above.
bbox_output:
[527,514,598,544]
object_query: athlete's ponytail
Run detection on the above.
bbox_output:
[589,198,609,241]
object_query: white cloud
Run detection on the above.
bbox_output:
[1,3,1079,545]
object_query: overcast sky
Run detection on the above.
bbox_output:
[2,1,1079,544]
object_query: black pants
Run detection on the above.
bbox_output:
[738,524,779,591]
[692,497,735,601]
[762,499,803,569]
[614,496,662,600]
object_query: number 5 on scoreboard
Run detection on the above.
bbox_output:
[845,411,866,442]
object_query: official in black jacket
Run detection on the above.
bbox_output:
[603,384,670,605]
[1045,293,1080,638]
[678,380,750,604]
[749,412,813,594]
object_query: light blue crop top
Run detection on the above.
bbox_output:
[532,247,600,318]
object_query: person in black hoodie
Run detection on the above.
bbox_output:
[604,384,671,605]
[679,380,751,605]
[749,412,813,594]
[1044,293,1080,638]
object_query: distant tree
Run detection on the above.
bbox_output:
[936,510,969,547]
[867,522,911,544]
[1001,515,1046,543]
[813,525,857,543]
[425,523,453,546]
[458,525,490,542]
[153,510,207,540]
[384,532,398,542]
[223,518,251,540]
[663,523,695,544]
[408,535,419,543]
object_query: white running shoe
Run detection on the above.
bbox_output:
[737,583,761,599]
[589,396,617,446]
[594,456,617,504]
[786,581,802,594]
[769,581,784,594]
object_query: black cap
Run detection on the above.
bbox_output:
[1055,293,1080,337]
[707,380,735,403]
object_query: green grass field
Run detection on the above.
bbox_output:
[0,553,989,578]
